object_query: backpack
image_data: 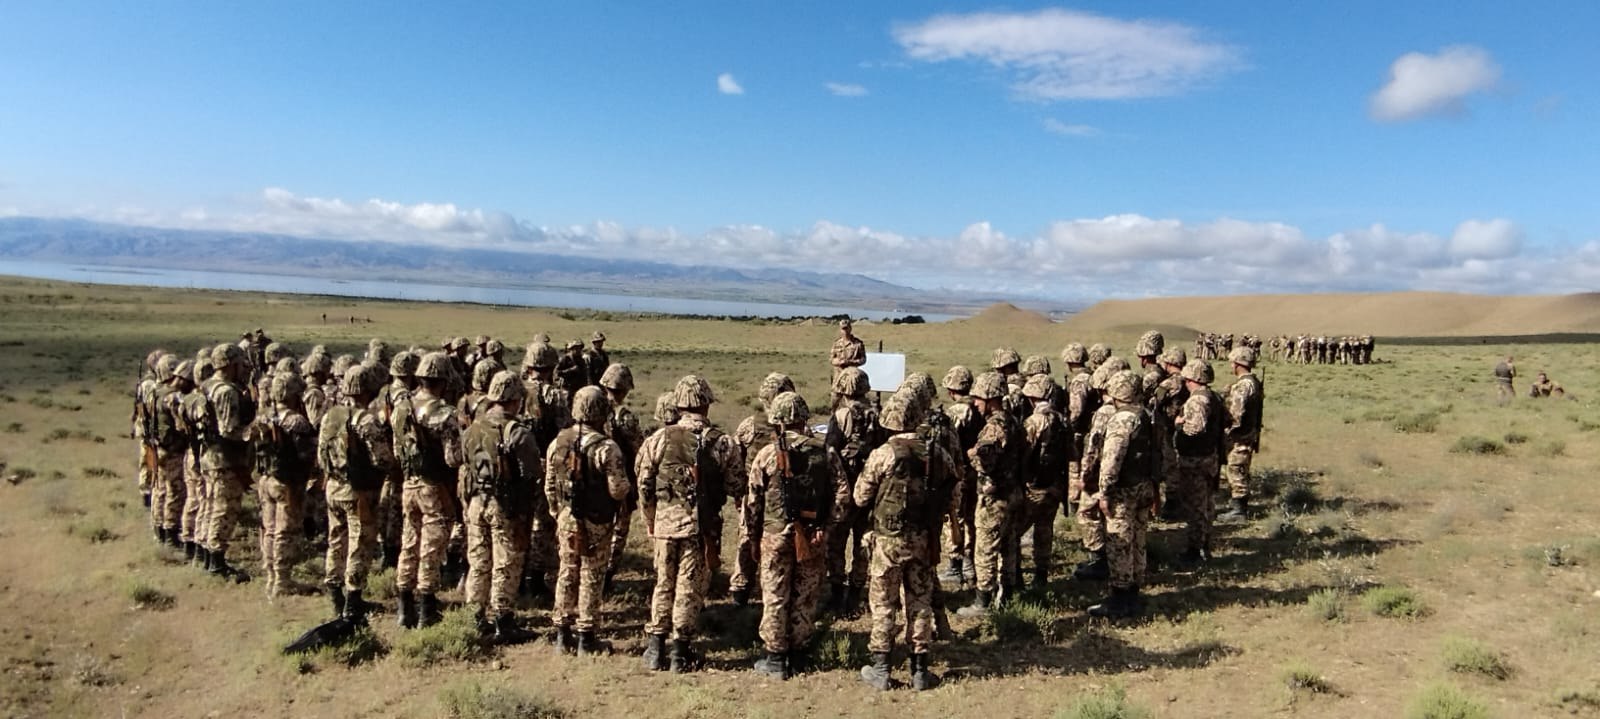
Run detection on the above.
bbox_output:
[742,417,777,475]
[1071,376,1100,436]
[765,434,832,532]
[1027,410,1070,489]
[1113,409,1161,489]
[657,424,724,525]
[319,406,382,491]
[825,401,879,476]
[253,409,310,484]
[553,426,617,524]
[872,437,930,538]
[152,385,185,452]
[463,415,531,513]
[393,396,448,479]
[1175,390,1226,460]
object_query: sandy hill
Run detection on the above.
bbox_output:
[960,302,1053,326]
[1062,292,1600,338]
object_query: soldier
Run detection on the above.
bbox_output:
[133,349,164,510]
[937,366,980,590]
[392,352,464,628]
[825,366,879,614]
[856,390,953,691]
[556,340,588,396]
[1218,347,1264,522]
[830,319,866,380]
[318,364,393,624]
[149,356,190,548]
[1086,343,1111,372]
[1072,358,1129,582]
[1151,347,1189,519]
[957,371,1022,617]
[636,375,743,673]
[748,391,847,679]
[254,371,317,599]
[584,331,611,387]
[599,364,645,594]
[1135,331,1166,402]
[374,351,420,569]
[1529,371,1563,398]
[520,342,570,595]
[200,344,257,582]
[1086,370,1158,618]
[653,391,680,429]
[991,347,1029,421]
[301,353,334,426]
[1060,343,1096,518]
[459,360,498,424]
[1493,356,1516,400]
[731,372,795,607]
[1171,360,1223,565]
[477,338,507,378]
[460,371,543,643]
[179,355,215,563]
[468,335,490,368]
[1018,374,1069,589]
[255,342,293,401]
[545,387,631,654]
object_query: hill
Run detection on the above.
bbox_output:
[1063,291,1600,338]
[958,301,1054,326]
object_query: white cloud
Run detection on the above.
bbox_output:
[716,73,744,95]
[824,82,869,97]
[893,8,1240,100]
[1042,119,1099,136]
[1370,45,1500,121]
[1449,218,1521,260]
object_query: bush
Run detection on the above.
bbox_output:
[394,608,492,668]
[1393,411,1440,434]
[1054,685,1151,719]
[1502,431,1529,445]
[366,568,398,601]
[1441,636,1511,680]
[1405,683,1489,719]
[806,625,868,671]
[989,599,1058,643]
[1281,661,1333,694]
[439,681,566,719]
[1306,588,1346,622]
[1535,440,1566,457]
[1362,585,1427,619]
[311,626,388,668]
[1280,482,1322,515]
[1449,436,1506,456]
[125,580,175,610]
[82,466,119,479]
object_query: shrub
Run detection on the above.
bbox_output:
[1306,588,1346,622]
[1405,683,1489,719]
[439,681,566,719]
[3,422,22,433]
[1534,440,1566,457]
[1362,585,1426,619]
[1280,482,1322,515]
[394,608,491,668]
[1441,636,1511,680]
[1393,411,1440,434]
[989,599,1057,643]
[125,580,175,610]
[1502,431,1529,445]
[806,625,868,671]
[1054,685,1151,719]
[1281,661,1332,694]
[366,568,398,601]
[82,466,119,479]
[311,626,388,668]
[1449,436,1505,456]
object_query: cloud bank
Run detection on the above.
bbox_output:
[1370,45,1500,121]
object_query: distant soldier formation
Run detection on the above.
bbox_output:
[130,325,1280,690]
[1191,332,1376,365]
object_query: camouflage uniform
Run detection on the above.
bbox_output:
[583,332,611,387]
[1493,359,1516,399]
[1019,375,1069,586]
[1173,360,1223,558]
[373,353,418,567]
[201,345,257,573]
[134,356,161,504]
[965,372,1023,604]
[941,390,981,584]
[150,363,190,542]
[826,368,879,600]
[1061,344,1097,515]
[545,388,631,642]
[556,342,588,396]
[179,363,215,550]
[731,372,795,602]
[1151,348,1189,503]
[1087,371,1157,617]
[318,369,393,602]
[602,374,645,586]
[393,354,464,622]
[254,374,317,598]
[461,379,543,629]
[829,320,866,380]
[1222,348,1264,505]
[520,345,571,585]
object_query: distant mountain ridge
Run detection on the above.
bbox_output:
[0,217,970,312]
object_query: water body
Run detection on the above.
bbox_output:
[1,260,959,322]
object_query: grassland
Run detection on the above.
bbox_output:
[1,275,1598,718]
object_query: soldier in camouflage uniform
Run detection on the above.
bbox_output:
[200,343,257,582]
[1086,343,1111,373]
[146,355,186,547]
[991,347,1029,421]
[1135,331,1166,403]
[1151,346,1189,519]
[393,352,464,628]
[460,371,544,643]
[937,366,980,589]
[556,340,588,397]
[830,319,866,381]
[731,372,795,606]
[1172,359,1223,564]
[318,364,393,623]
[545,387,631,655]
[584,331,611,387]
[255,371,318,599]
[856,389,954,691]
[1218,347,1264,522]
[825,366,879,614]
[301,353,334,426]
[636,375,743,673]
[1072,358,1129,582]
[520,342,571,595]
[748,391,847,679]
[374,351,420,568]
[179,355,216,562]
[1086,370,1158,618]
[1018,374,1069,589]
[458,359,498,424]
[1060,342,1096,519]
[957,371,1022,617]
[600,364,645,594]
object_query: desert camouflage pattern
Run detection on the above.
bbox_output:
[968,408,1022,593]
[545,424,629,631]
[747,433,847,653]
[1223,369,1263,499]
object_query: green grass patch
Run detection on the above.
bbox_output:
[3,422,22,433]
[1441,636,1511,680]
[1393,410,1441,434]
[1281,661,1333,694]
[989,599,1058,643]
[308,625,388,668]
[1406,682,1489,719]
[1361,585,1426,619]
[806,624,869,672]
[1305,588,1346,622]
[1534,440,1566,457]
[1502,431,1529,445]
[439,680,566,719]
[82,466,119,479]
[394,608,491,668]
[1054,684,1151,719]
[1449,436,1506,456]
[125,580,175,610]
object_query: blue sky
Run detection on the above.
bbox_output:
[0,2,1596,297]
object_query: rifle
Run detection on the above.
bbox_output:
[568,425,588,550]
[690,428,720,577]
[774,427,820,562]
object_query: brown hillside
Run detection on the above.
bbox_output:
[1063,292,1600,337]
[960,301,1053,326]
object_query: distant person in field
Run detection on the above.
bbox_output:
[584,331,611,387]
[830,319,865,380]
[557,340,588,397]
[1493,356,1516,400]
[1528,371,1564,398]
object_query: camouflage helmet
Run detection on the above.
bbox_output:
[1180,359,1214,385]
[365,338,391,366]
[309,344,328,357]
[174,360,195,383]
[389,351,420,378]
[1060,342,1088,365]
[486,370,525,403]
[339,365,374,398]
[1100,355,1131,375]
[1089,362,1113,392]
[154,353,179,382]
[1086,343,1111,369]
[1022,373,1058,400]
[571,386,610,424]
[415,351,452,380]
[473,334,489,348]
[302,352,333,377]
[833,367,870,398]
[1135,330,1165,358]
[591,331,607,343]
[269,371,306,403]
[942,365,974,393]
[757,372,795,406]
[211,343,246,369]
[485,338,505,356]
[878,389,924,432]
[145,349,166,371]
[766,391,810,426]
[1020,355,1052,377]
[1107,370,1142,404]
[902,371,937,406]
[991,347,1022,370]
[565,339,583,352]
[532,332,551,345]
[970,371,1007,400]
[274,357,299,376]
[331,354,356,379]
[1228,346,1258,368]
[1159,347,1188,369]
[600,363,634,392]
[673,375,716,409]
[452,336,470,352]
[264,342,290,364]
[471,360,498,392]
[654,391,680,425]
[522,343,557,370]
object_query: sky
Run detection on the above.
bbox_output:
[0,1,1596,299]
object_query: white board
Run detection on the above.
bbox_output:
[861,352,906,393]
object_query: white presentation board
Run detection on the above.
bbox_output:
[861,352,906,393]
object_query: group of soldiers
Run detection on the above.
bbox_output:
[128,322,1265,692]
[1266,334,1377,365]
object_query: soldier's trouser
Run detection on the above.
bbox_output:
[378,472,403,556]
[554,517,614,632]
[257,477,303,591]
[302,474,327,541]
[465,496,529,618]
[973,492,1017,593]
[154,451,186,531]
[647,536,708,640]
[396,479,451,593]
[758,530,826,653]
[528,507,557,576]
[1105,484,1154,590]
[1077,491,1107,553]
[943,475,975,565]
[1176,456,1219,552]
[1224,442,1254,499]
[1019,487,1062,578]
[136,444,152,495]
[606,504,634,576]
[703,510,725,581]
[181,453,208,543]
[826,508,870,587]
[325,488,379,592]
[1158,438,1179,505]
[203,467,249,553]
[730,496,761,593]
[869,533,933,655]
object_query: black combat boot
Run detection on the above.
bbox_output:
[166,529,182,548]
[602,569,617,597]
[938,557,965,586]
[493,613,532,645]
[1087,586,1142,619]
[1031,567,1050,592]
[522,569,549,598]
[730,587,750,608]
[859,651,892,691]
[1072,551,1109,581]
[576,631,612,657]
[552,626,577,655]
[344,589,372,624]
[910,652,941,691]
[642,633,668,671]
[956,589,992,618]
[397,590,418,629]
[417,593,442,628]
[1218,497,1249,522]
[842,584,864,618]
[827,582,846,614]
[208,550,251,583]
[153,526,167,545]
[669,639,700,673]
[472,606,492,636]
[329,585,346,619]
[753,651,788,679]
